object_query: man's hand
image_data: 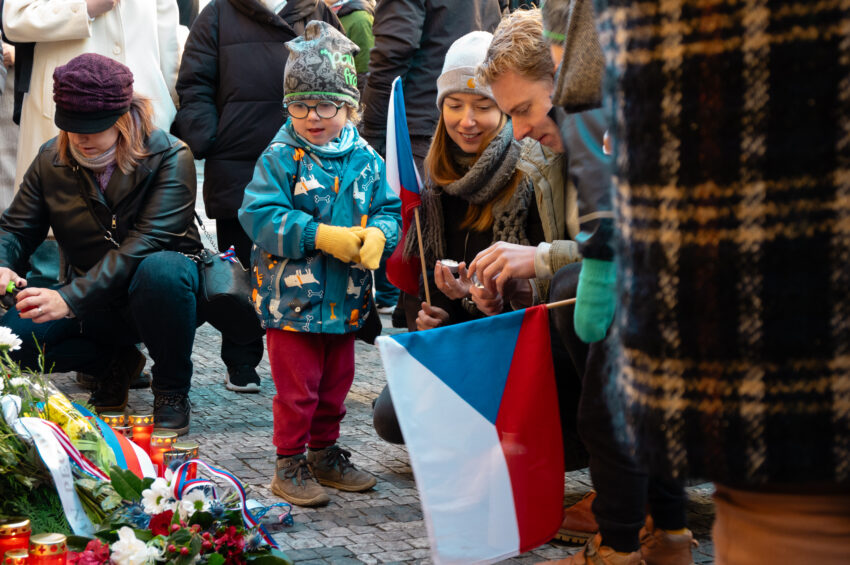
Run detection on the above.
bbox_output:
[17,288,71,323]
[467,242,537,296]
[468,284,504,317]
[2,44,15,68]
[415,302,449,331]
[86,0,119,19]
[434,261,471,300]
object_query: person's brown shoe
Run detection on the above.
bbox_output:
[639,517,697,565]
[555,491,599,544]
[541,534,645,565]
[270,454,330,507]
[307,445,377,492]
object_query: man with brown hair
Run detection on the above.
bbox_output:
[470,8,695,565]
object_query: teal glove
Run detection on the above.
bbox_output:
[574,258,616,343]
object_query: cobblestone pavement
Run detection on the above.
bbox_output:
[53,316,716,564]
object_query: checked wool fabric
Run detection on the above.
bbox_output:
[597,0,850,485]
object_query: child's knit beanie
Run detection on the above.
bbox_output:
[436,31,494,108]
[284,20,360,107]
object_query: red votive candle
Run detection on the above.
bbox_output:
[129,413,154,452]
[2,549,28,564]
[27,533,65,565]
[0,518,30,557]
[150,431,178,475]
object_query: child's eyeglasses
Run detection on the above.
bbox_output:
[284,101,345,119]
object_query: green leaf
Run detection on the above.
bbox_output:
[108,466,144,501]
[134,528,154,542]
[65,535,94,552]
[247,549,293,565]
[142,477,155,490]
[168,528,192,544]
[206,554,226,565]
[189,511,214,529]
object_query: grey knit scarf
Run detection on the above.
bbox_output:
[404,121,534,265]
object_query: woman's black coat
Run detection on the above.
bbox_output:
[0,130,202,318]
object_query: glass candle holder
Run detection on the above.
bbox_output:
[100,412,126,427]
[0,518,30,556]
[2,549,28,564]
[171,440,200,479]
[27,533,65,565]
[129,413,154,452]
[149,431,178,475]
[112,425,133,439]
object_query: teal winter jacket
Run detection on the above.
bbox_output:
[239,120,401,334]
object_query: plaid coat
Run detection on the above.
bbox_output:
[597,0,850,485]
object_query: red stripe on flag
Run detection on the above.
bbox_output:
[386,244,420,296]
[114,429,144,478]
[495,305,565,552]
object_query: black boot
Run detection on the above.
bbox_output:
[154,394,191,436]
[89,346,146,412]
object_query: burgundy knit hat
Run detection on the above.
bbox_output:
[53,53,134,134]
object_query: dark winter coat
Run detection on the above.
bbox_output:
[172,0,341,220]
[0,129,201,318]
[360,0,502,145]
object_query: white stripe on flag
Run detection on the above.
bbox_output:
[377,337,520,565]
[385,77,401,197]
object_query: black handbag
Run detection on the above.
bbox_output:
[192,215,264,344]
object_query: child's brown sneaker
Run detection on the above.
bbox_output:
[270,454,330,507]
[307,445,377,492]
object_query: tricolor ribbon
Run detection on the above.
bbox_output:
[171,459,278,548]
[73,403,156,479]
[219,246,239,264]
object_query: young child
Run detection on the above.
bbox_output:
[239,21,401,507]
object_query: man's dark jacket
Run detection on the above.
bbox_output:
[172,0,341,220]
[360,0,502,146]
[0,130,202,317]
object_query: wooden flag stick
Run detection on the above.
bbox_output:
[413,207,431,306]
[545,297,576,309]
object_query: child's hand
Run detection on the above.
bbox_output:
[353,227,386,270]
[315,224,363,263]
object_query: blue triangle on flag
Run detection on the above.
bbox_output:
[391,309,525,425]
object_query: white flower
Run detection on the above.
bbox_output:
[110,527,159,565]
[178,488,210,522]
[7,377,29,387]
[0,328,21,352]
[141,478,174,515]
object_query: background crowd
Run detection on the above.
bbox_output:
[1,1,848,564]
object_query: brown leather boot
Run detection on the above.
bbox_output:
[639,517,698,565]
[555,491,599,544]
[542,534,645,565]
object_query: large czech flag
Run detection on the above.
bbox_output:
[384,76,423,296]
[376,305,564,564]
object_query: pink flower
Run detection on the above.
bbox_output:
[68,539,110,565]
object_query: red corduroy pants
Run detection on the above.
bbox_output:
[267,329,355,456]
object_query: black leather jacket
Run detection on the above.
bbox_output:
[0,129,202,317]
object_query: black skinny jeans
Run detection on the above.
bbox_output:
[550,263,688,552]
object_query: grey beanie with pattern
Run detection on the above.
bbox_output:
[284,20,361,106]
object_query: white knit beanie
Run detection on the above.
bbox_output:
[436,31,494,108]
